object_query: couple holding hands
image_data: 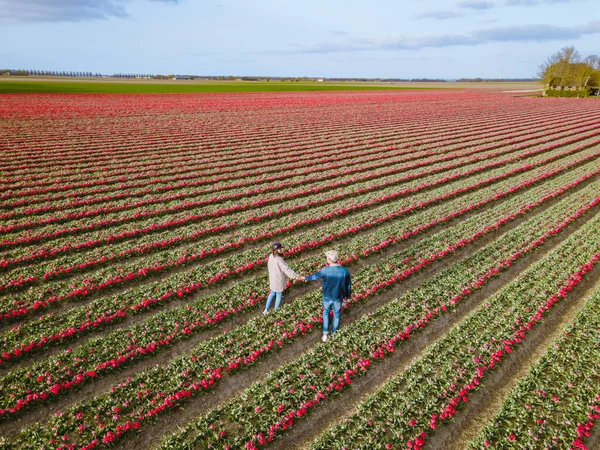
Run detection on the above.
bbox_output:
[265,242,351,342]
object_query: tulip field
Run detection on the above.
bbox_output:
[0,90,599,450]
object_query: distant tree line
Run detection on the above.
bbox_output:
[1,69,103,77]
[539,46,600,96]
[0,70,164,79]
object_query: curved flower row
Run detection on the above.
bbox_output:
[1,168,598,418]
[1,145,597,329]
[2,172,598,449]
[3,137,598,304]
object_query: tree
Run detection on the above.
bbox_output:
[584,54,600,71]
[572,62,595,88]
[538,46,582,87]
[540,47,600,97]
[538,51,562,87]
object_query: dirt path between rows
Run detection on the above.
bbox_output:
[426,253,600,449]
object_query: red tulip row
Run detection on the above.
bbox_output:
[2,91,452,163]
[2,97,552,189]
[4,127,599,260]
[3,101,590,196]
[4,124,598,273]
[3,103,589,215]
[5,108,587,220]
[468,294,600,449]
[571,397,600,450]
[4,151,598,450]
[308,210,600,450]
[2,137,598,309]
[4,131,597,282]
[2,93,496,184]
[2,90,600,450]
[4,105,597,214]
[1,123,534,228]
[1,155,595,367]
[1,91,563,169]
[1,171,598,421]
[2,140,597,322]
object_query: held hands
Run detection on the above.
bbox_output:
[295,276,306,282]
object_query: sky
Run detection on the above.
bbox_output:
[0,0,598,79]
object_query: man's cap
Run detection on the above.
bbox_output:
[272,242,284,250]
[325,250,339,262]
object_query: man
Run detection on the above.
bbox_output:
[265,242,303,314]
[304,250,351,342]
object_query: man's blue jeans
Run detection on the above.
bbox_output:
[322,297,342,334]
[265,290,283,310]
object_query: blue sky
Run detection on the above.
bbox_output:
[0,0,598,78]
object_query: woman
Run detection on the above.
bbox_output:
[264,242,302,313]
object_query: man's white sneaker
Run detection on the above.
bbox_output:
[321,333,328,342]
[263,309,269,315]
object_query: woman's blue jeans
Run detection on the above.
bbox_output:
[322,297,342,334]
[265,290,283,310]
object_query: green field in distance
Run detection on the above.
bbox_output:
[0,79,429,94]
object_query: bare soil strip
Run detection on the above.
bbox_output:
[424,256,600,449]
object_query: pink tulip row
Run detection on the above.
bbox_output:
[2,90,568,168]
[3,101,590,194]
[2,91,600,450]
[2,93,500,180]
[347,254,599,450]
[572,397,600,450]
[3,126,598,260]
[1,99,538,187]
[2,150,594,377]
[10,153,598,450]
[2,100,584,214]
[3,104,597,214]
[4,108,583,220]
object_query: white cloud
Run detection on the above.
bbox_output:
[288,21,600,54]
[0,0,184,22]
